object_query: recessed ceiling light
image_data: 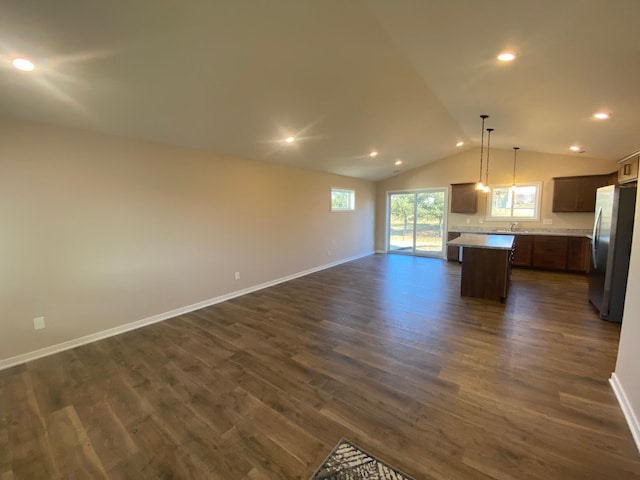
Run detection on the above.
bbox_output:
[12,58,35,71]
[593,112,610,120]
[570,145,581,152]
[285,136,295,143]
[369,151,378,157]
[456,141,464,147]
[497,52,516,62]
[394,160,403,166]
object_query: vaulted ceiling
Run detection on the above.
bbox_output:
[1,0,638,180]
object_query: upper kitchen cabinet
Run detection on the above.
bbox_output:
[552,174,614,212]
[451,183,478,213]
[618,153,639,184]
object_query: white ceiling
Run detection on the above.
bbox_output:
[1,0,638,181]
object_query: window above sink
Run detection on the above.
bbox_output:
[486,182,542,221]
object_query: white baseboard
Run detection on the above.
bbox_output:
[374,250,387,254]
[0,251,374,371]
[610,372,640,453]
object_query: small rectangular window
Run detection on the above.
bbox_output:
[488,183,541,220]
[331,188,355,211]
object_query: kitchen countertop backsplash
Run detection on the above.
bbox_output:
[449,226,592,237]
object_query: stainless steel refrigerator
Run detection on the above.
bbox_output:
[588,184,637,322]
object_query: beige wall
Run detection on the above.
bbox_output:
[613,189,640,449]
[0,118,375,363]
[375,148,618,251]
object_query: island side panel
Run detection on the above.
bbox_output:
[460,247,510,302]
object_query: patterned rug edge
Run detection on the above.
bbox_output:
[310,438,415,480]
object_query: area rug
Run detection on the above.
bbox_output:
[310,438,414,480]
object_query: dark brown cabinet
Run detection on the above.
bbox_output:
[451,232,590,272]
[447,232,461,261]
[618,154,639,184]
[552,174,614,212]
[512,235,533,267]
[460,247,511,302]
[532,236,568,270]
[567,237,591,273]
[450,183,478,213]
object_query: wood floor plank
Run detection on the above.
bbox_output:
[0,254,639,479]
[47,405,108,479]
[74,400,139,473]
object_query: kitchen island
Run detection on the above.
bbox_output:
[447,228,592,272]
[447,234,515,302]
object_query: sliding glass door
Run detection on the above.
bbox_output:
[388,189,447,257]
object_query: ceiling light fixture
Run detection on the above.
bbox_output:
[285,136,295,143]
[11,58,35,71]
[475,114,489,191]
[483,128,494,193]
[369,151,378,157]
[570,145,581,152]
[497,52,516,62]
[394,160,402,166]
[456,141,464,147]
[511,147,520,192]
[593,112,610,120]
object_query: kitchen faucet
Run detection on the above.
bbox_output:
[510,222,519,232]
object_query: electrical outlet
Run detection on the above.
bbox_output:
[478,218,483,224]
[33,316,46,330]
[543,218,553,225]
[234,272,240,280]
[328,250,332,256]
[466,218,470,224]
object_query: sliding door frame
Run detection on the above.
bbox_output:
[385,187,449,259]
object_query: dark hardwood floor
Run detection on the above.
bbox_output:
[1,254,639,479]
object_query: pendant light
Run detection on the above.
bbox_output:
[511,147,520,192]
[482,128,494,193]
[475,115,489,191]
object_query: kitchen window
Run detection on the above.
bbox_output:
[331,188,355,211]
[487,183,541,220]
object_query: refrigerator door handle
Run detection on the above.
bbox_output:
[592,206,602,268]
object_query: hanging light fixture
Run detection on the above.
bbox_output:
[511,147,520,192]
[482,127,494,192]
[475,114,489,191]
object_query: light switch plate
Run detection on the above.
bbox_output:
[33,316,46,330]
[543,218,553,225]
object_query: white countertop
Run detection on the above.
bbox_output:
[447,233,515,250]
[449,227,591,237]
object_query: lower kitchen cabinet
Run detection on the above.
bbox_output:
[567,236,591,272]
[512,235,533,267]
[447,232,461,262]
[448,232,590,273]
[532,236,568,270]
